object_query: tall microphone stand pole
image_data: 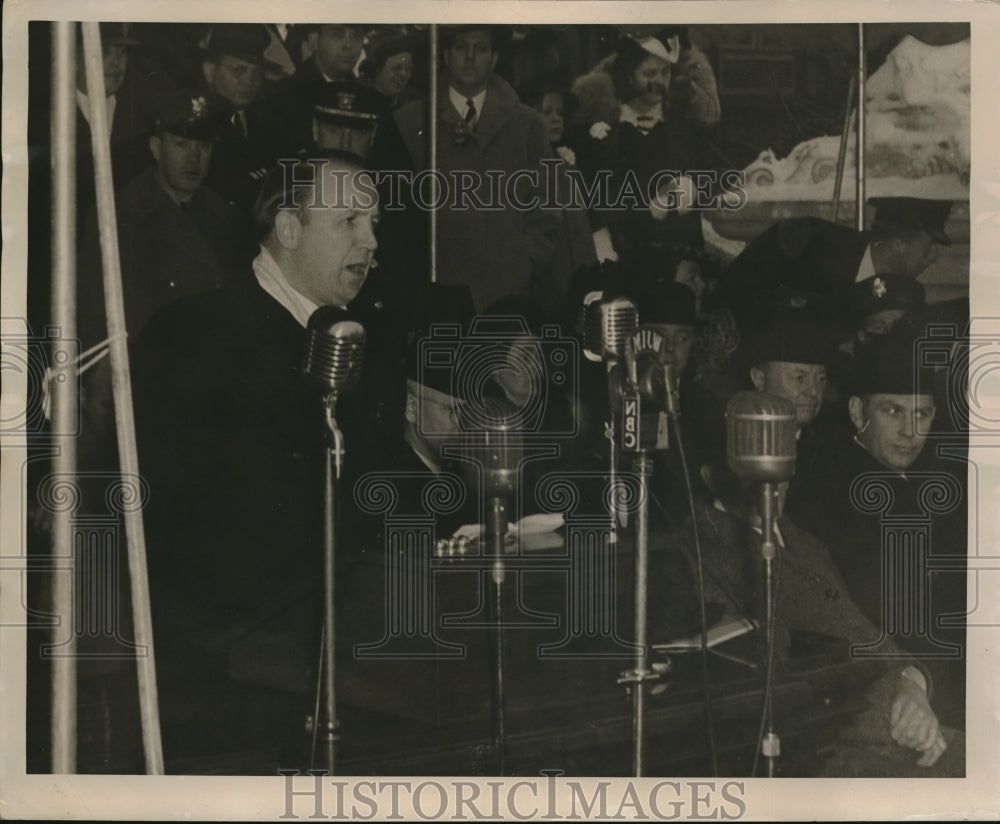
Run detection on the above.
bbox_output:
[625,449,655,776]
[486,495,508,775]
[616,344,668,777]
[320,396,345,774]
[758,482,781,777]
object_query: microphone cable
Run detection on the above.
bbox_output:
[667,413,720,777]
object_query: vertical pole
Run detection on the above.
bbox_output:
[49,20,78,774]
[428,25,439,283]
[631,453,652,777]
[830,75,855,224]
[322,410,341,773]
[855,23,867,232]
[80,22,164,774]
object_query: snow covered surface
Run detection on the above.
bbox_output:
[738,36,970,202]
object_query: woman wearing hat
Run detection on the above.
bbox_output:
[359,28,423,109]
[574,30,716,268]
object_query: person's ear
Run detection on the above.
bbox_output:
[273,210,302,250]
[699,464,715,491]
[490,51,499,73]
[148,134,161,165]
[848,396,866,432]
[202,60,216,88]
[750,367,765,392]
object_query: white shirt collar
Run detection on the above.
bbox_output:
[76,90,117,129]
[253,245,321,328]
[619,100,664,130]
[856,244,876,282]
[449,86,487,122]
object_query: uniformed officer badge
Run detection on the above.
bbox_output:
[190,96,207,119]
[336,92,357,111]
[872,277,887,298]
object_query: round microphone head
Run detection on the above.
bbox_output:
[302,306,366,394]
[602,295,639,361]
[725,390,797,483]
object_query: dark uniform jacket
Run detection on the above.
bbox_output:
[77,167,256,350]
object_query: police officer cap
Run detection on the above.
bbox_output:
[743,300,838,367]
[154,90,220,141]
[850,274,925,322]
[310,80,387,127]
[871,197,952,245]
[850,332,935,397]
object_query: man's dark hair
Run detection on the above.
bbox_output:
[251,151,364,241]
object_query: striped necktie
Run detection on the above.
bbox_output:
[464,98,477,130]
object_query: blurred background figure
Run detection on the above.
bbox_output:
[360,28,422,108]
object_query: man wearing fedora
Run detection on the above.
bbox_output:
[201,23,279,209]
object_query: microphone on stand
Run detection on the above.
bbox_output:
[300,306,368,775]
[725,391,797,485]
[302,306,367,398]
[462,395,524,503]
[582,293,638,531]
[584,292,639,364]
[455,394,522,777]
[724,390,796,777]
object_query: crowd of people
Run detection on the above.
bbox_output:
[25,22,968,778]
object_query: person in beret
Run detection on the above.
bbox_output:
[789,332,967,741]
[718,197,952,324]
[200,23,279,209]
[359,29,422,108]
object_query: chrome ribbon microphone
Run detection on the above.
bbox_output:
[725,391,797,485]
[726,391,797,562]
[302,306,367,399]
[584,292,639,364]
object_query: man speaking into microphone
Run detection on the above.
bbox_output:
[132,152,381,772]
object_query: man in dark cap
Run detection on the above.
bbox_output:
[308,80,386,157]
[719,197,952,322]
[76,90,257,451]
[201,23,278,208]
[846,273,926,352]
